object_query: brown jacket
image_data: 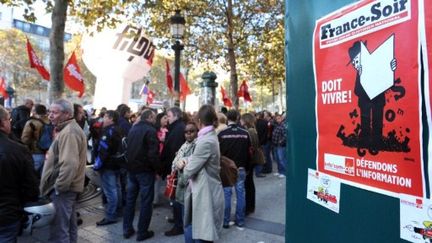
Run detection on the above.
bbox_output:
[40,119,87,196]
[21,116,49,154]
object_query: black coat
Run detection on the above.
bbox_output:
[218,124,251,169]
[97,124,123,170]
[160,119,185,176]
[255,118,268,145]
[11,105,31,138]
[126,120,160,173]
[0,131,39,226]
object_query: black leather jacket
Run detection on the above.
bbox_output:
[0,131,39,226]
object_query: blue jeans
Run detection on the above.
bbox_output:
[262,142,273,173]
[32,154,45,176]
[275,146,287,175]
[123,171,155,236]
[0,220,20,243]
[223,168,246,226]
[184,224,212,243]
[100,169,121,221]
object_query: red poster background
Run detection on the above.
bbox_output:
[314,0,423,197]
[426,1,432,109]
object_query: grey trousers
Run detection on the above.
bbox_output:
[49,191,78,243]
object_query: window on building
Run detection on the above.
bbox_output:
[37,26,44,35]
[23,23,31,32]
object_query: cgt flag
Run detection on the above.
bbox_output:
[0,77,8,99]
[165,59,174,94]
[237,80,252,102]
[64,51,85,97]
[179,72,190,101]
[26,38,50,81]
[220,86,233,107]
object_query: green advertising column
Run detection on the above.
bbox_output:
[285,1,407,242]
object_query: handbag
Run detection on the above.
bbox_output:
[251,147,266,165]
[220,156,238,187]
[164,170,177,199]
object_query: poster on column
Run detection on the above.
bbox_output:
[400,194,432,243]
[306,169,341,213]
[313,0,424,197]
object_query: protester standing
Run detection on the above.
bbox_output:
[177,104,224,243]
[123,109,159,241]
[21,104,50,176]
[94,110,123,226]
[0,105,39,242]
[39,99,87,243]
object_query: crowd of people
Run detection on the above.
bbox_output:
[0,98,287,243]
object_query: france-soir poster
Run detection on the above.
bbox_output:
[313,0,424,197]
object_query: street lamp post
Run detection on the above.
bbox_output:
[170,10,186,107]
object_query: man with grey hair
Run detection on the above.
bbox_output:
[0,105,39,242]
[40,99,87,243]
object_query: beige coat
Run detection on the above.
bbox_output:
[183,130,224,241]
[40,119,87,196]
[21,116,49,154]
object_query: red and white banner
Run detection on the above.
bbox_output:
[64,51,85,97]
[26,39,50,81]
[313,0,424,197]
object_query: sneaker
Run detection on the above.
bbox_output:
[236,226,245,231]
[96,218,117,226]
[123,228,135,239]
[255,173,266,178]
[273,173,280,176]
[223,224,229,229]
[229,221,235,226]
[136,230,154,241]
[164,227,184,236]
[278,174,286,178]
[235,223,245,230]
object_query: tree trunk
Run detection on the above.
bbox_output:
[49,0,68,103]
[226,0,239,110]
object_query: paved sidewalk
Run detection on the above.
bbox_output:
[19,167,285,243]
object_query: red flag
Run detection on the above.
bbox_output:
[147,48,155,66]
[220,86,233,107]
[237,80,252,102]
[0,77,8,99]
[165,59,173,94]
[64,51,85,97]
[147,90,155,104]
[26,38,50,81]
[179,72,190,101]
